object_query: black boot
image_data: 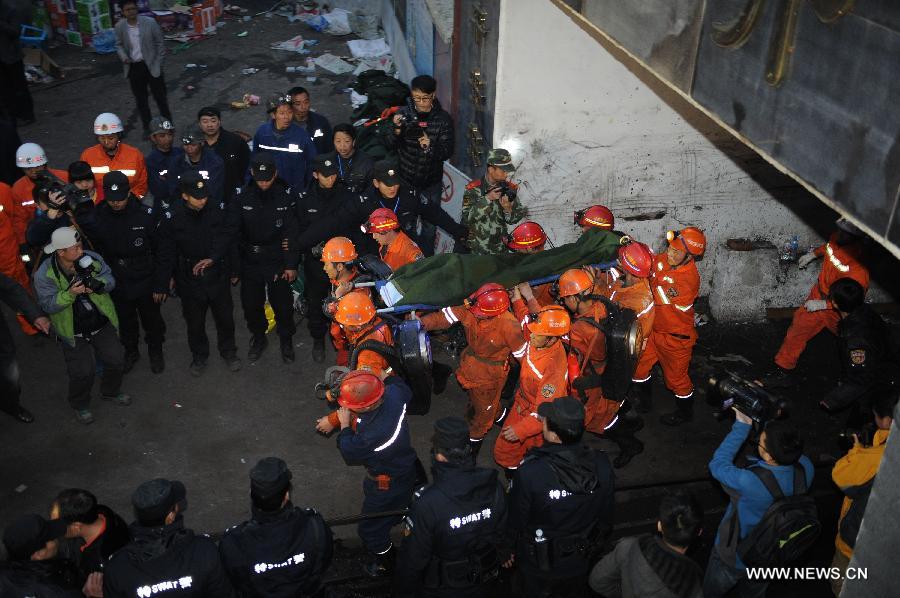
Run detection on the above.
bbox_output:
[761,366,795,389]
[248,334,268,362]
[628,380,653,413]
[311,337,326,363]
[660,396,694,426]
[363,546,395,577]
[470,438,483,460]
[432,361,452,395]
[149,346,165,374]
[280,336,295,364]
[123,350,140,374]
[605,426,644,468]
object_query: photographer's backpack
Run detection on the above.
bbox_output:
[737,465,820,567]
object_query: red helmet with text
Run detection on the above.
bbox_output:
[574,205,614,230]
[617,241,653,278]
[505,221,547,251]
[361,208,400,233]
[337,370,385,409]
[464,282,510,318]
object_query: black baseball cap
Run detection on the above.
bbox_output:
[250,457,293,499]
[181,124,204,145]
[179,171,209,199]
[67,160,94,183]
[3,514,68,560]
[432,416,469,452]
[314,154,339,177]
[132,478,187,525]
[537,396,585,433]
[103,171,131,202]
[251,152,277,181]
[373,161,400,186]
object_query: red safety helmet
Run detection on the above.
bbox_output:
[505,221,547,251]
[617,241,653,278]
[321,237,358,262]
[574,205,614,230]
[334,293,376,326]
[667,227,706,257]
[526,305,570,336]
[336,370,385,410]
[556,269,594,298]
[464,282,510,318]
[361,208,400,234]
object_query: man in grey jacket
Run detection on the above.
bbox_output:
[114,0,171,135]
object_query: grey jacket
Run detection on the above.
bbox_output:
[114,15,164,78]
[589,535,703,598]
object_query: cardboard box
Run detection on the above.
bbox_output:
[23,48,62,76]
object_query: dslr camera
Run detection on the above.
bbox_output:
[71,255,105,293]
[36,172,93,212]
[489,180,517,201]
[708,370,788,424]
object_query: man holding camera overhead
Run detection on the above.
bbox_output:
[33,226,130,425]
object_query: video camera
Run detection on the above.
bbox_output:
[708,370,788,424]
[397,97,429,142]
[488,180,517,201]
[71,255,105,293]
[839,423,876,447]
[35,171,93,212]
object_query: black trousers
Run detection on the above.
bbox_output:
[127,61,172,129]
[303,254,330,340]
[0,319,22,414]
[359,469,416,554]
[0,60,34,121]
[61,323,124,410]
[113,293,165,354]
[239,273,295,339]
[181,290,237,360]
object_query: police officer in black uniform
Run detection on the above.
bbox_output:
[156,171,241,376]
[103,479,235,597]
[395,416,507,597]
[820,277,898,425]
[219,457,334,597]
[78,171,166,374]
[508,396,615,598]
[297,154,352,363]
[226,152,300,363]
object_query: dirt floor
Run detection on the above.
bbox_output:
[2,5,895,595]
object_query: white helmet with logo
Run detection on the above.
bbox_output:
[94,112,124,135]
[15,143,48,168]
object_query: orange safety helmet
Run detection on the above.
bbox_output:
[464,282,510,318]
[336,370,385,409]
[617,241,654,278]
[361,208,400,234]
[526,305,571,336]
[574,205,614,230]
[505,221,547,251]
[321,237,358,263]
[334,292,376,326]
[667,227,706,257]
[556,269,594,298]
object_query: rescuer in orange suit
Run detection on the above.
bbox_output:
[362,207,424,272]
[630,227,705,426]
[80,113,148,201]
[593,240,656,343]
[766,218,870,386]
[506,220,557,308]
[320,236,371,364]
[12,143,68,232]
[556,268,644,468]
[0,184,38,335]
[494,299,570,477]
[419,282,526,457]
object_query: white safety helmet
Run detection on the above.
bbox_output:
[15,143,48,168]
[94,112,124,135]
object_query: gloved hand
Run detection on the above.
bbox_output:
[798,252,818,269]
[804,299,828,312]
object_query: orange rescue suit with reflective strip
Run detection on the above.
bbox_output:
[380,231,424,272]
[80,143,148,201]
[594,267,655,340]
[649,254,699,338]
[811,233,869,300]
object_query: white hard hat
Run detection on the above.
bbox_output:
[16,142,48,168]
[94,112,124,135]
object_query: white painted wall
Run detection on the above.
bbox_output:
[493,0,889,322]
[379,0,417,85]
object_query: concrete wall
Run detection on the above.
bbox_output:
[493,0,890,322]
[380,0,417,85]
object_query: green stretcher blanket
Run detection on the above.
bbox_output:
[379,229,622,307]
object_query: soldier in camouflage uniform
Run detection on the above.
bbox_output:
[461,148,527,254]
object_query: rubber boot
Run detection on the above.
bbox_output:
[248,334,268,362]
[605,425,644,468]
[660,395,694,426]
[363,545,395,577]
[470,438,483,460]
[628,380,653,414]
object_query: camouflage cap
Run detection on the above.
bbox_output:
[487,148,515,172]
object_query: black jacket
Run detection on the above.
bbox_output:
[218,504,333,597]
[508,443,615,578]
[168,148,227,207]
[838,305,895,386]
[297,111,334,156]
[0,559,83,598]
[78,197,160,300]
[226,179,300,278]
[395,461,507,597]
[384,99,454,189]
[206,129,250,200]
[332,149,374,195]
[156,200,234,299]
[103,518,235,598]
[75,505,132,579]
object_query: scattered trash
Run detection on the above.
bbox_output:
[349,12,380,40]
[185,84,196,91]
[184,63,207,69]
[694,313,710,327]
[24,64,53,84]
[244,93,260,105]
[313,53,354,75]
[350,90,368,109]
[241,67,259,75]
[352,55,393,76]
[174,403,183,408]
[240,458,246,463]
[15,484,26,493]
[271,34,309,53]
[91,30,117,54]
[306,8,352,35]
[347,38,391,59]
[305,39,319,48]
[306,76,317,83]
[237,30,248,37]
[231,100,249,109]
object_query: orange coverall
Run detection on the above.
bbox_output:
[774,234,869,370]
[632,254,699,399]
[594,266,656,341]
[0,186,37,334]
[380,231,424,272]
[11,169,68,232]
[327,319,395,428]
[80,143,148,201]
[327,273,372,362]
[569,308,620,434]
[494,298,568,469]
[420,305,526,440]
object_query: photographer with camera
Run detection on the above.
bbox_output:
[25,166,96,249]
[33,227,130,425]
[12,143,68,229]
[704,411,815,598]
[78,172,166,374]
[461,148,527,255]
[829,392,896,596]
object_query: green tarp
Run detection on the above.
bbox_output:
[381,229,622,307]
